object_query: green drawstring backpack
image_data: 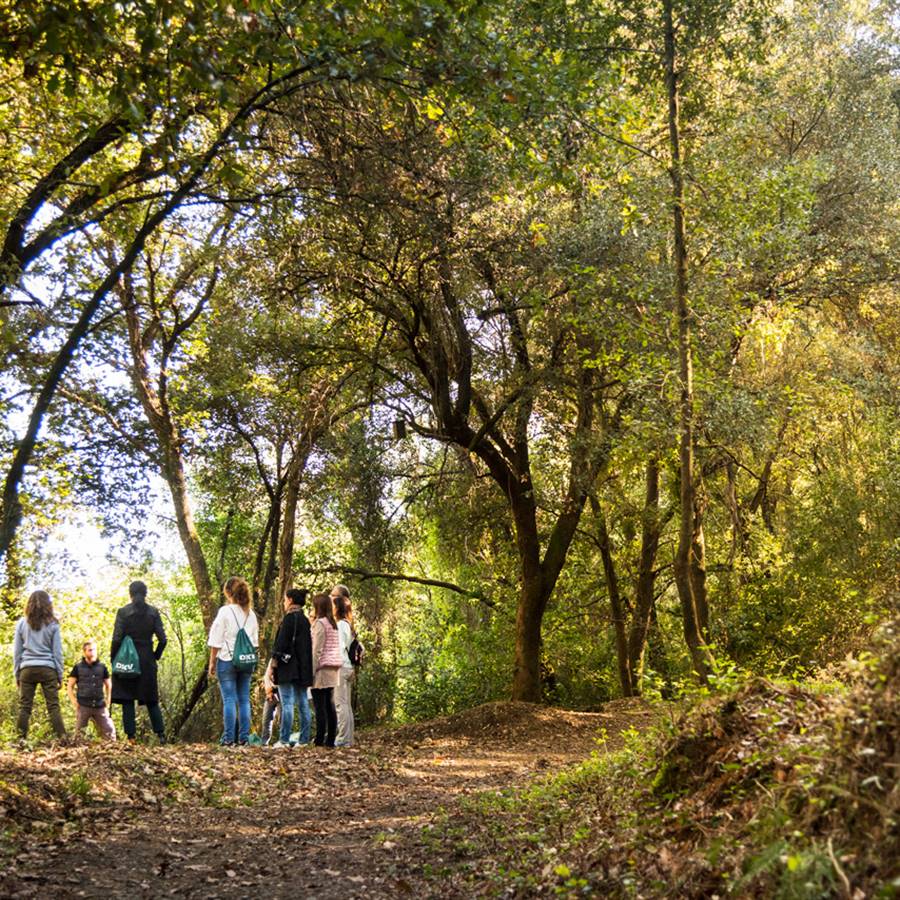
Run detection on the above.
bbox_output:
[112,635,141,678]
[231,608,258,673]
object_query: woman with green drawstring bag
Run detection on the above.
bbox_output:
[207,576,259,746]
[110,581,167,743]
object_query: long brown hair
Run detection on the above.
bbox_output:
[334,594,353,624]
[25,590,56,630]
[224,576,251,610]
[312,593,336,628]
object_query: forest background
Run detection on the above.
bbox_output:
[0,0,897,743]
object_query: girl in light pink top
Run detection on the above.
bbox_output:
[311,592,342,746]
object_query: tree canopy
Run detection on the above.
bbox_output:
[1,0,898,713]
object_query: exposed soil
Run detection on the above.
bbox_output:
[0,699,655,898]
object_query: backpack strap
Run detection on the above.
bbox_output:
[229,605,250,630]
[226,606,240,655]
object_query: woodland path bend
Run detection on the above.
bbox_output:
[0,700,654,899]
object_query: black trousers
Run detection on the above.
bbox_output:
[120,700,164,739]
[311,687,336,747]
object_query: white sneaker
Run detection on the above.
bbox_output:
[271,740,290,749]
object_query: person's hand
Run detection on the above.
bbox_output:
[207,665,216,681]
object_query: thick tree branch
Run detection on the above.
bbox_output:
[297,564,497,608]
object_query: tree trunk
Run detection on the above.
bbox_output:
[170,668,209,738]
[124,293,217,629]
[160,440,218,630]
[259,503,281,617]
[724,459,745,565]
[627,458,663,693]
[512,571,547,702]
[664,0,710,682]
[0,535,26,616]
[691,488,710,639]
[593,498,634,696]
[275,446,309,606]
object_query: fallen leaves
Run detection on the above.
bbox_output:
[0,701,633,899]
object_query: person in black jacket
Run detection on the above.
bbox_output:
[111,581,167,743]
[267,587,313,748]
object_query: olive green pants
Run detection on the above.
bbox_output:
[17,666,67,739]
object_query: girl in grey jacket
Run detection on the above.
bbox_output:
[13,590,67,741]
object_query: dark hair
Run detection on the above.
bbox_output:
[312,593,336,628]
[129,580,147,599]
[25,590,55,630]
[286,588,308,607]
[82,638,97,649]
[224,576,251,610]
[334,594,353,623]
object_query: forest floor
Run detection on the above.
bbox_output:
[0,698,656,898]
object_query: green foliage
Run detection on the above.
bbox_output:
[2,0,899,727]
[65,772,92,802]
[396,596,513,721]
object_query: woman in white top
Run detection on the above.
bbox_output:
[331,585,356,748]
[207,576,259,746]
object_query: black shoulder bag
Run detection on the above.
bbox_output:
[274,611,300,665]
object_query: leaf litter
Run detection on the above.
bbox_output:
[0,700,649,898]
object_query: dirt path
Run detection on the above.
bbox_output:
[0,701,654,898]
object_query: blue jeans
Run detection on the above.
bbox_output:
[278,681,311,745]
[216,658,252,744]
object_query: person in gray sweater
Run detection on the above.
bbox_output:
[13,590,67,741]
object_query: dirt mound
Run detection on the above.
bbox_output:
[0,744,233,844]
[651,678,832,805]
[641,629,900,895]
[429,624,900,898]
[369,698,655,756]
[805,620,900,883]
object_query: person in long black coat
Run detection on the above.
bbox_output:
[111,580,167,743]
[267,587,313,747]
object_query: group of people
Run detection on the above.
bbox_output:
[13,581,167,743]
[207,578,359,748]
[11,577,360,748]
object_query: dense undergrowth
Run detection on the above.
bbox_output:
[429,622,900,898]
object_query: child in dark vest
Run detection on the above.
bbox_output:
[67,639,116,741]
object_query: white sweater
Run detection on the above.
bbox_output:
[337,619,353,669]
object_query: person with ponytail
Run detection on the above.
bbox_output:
[111,581,168,743]
[207,576,259,746]
[13,590,67,741]
[310,592,342,747]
